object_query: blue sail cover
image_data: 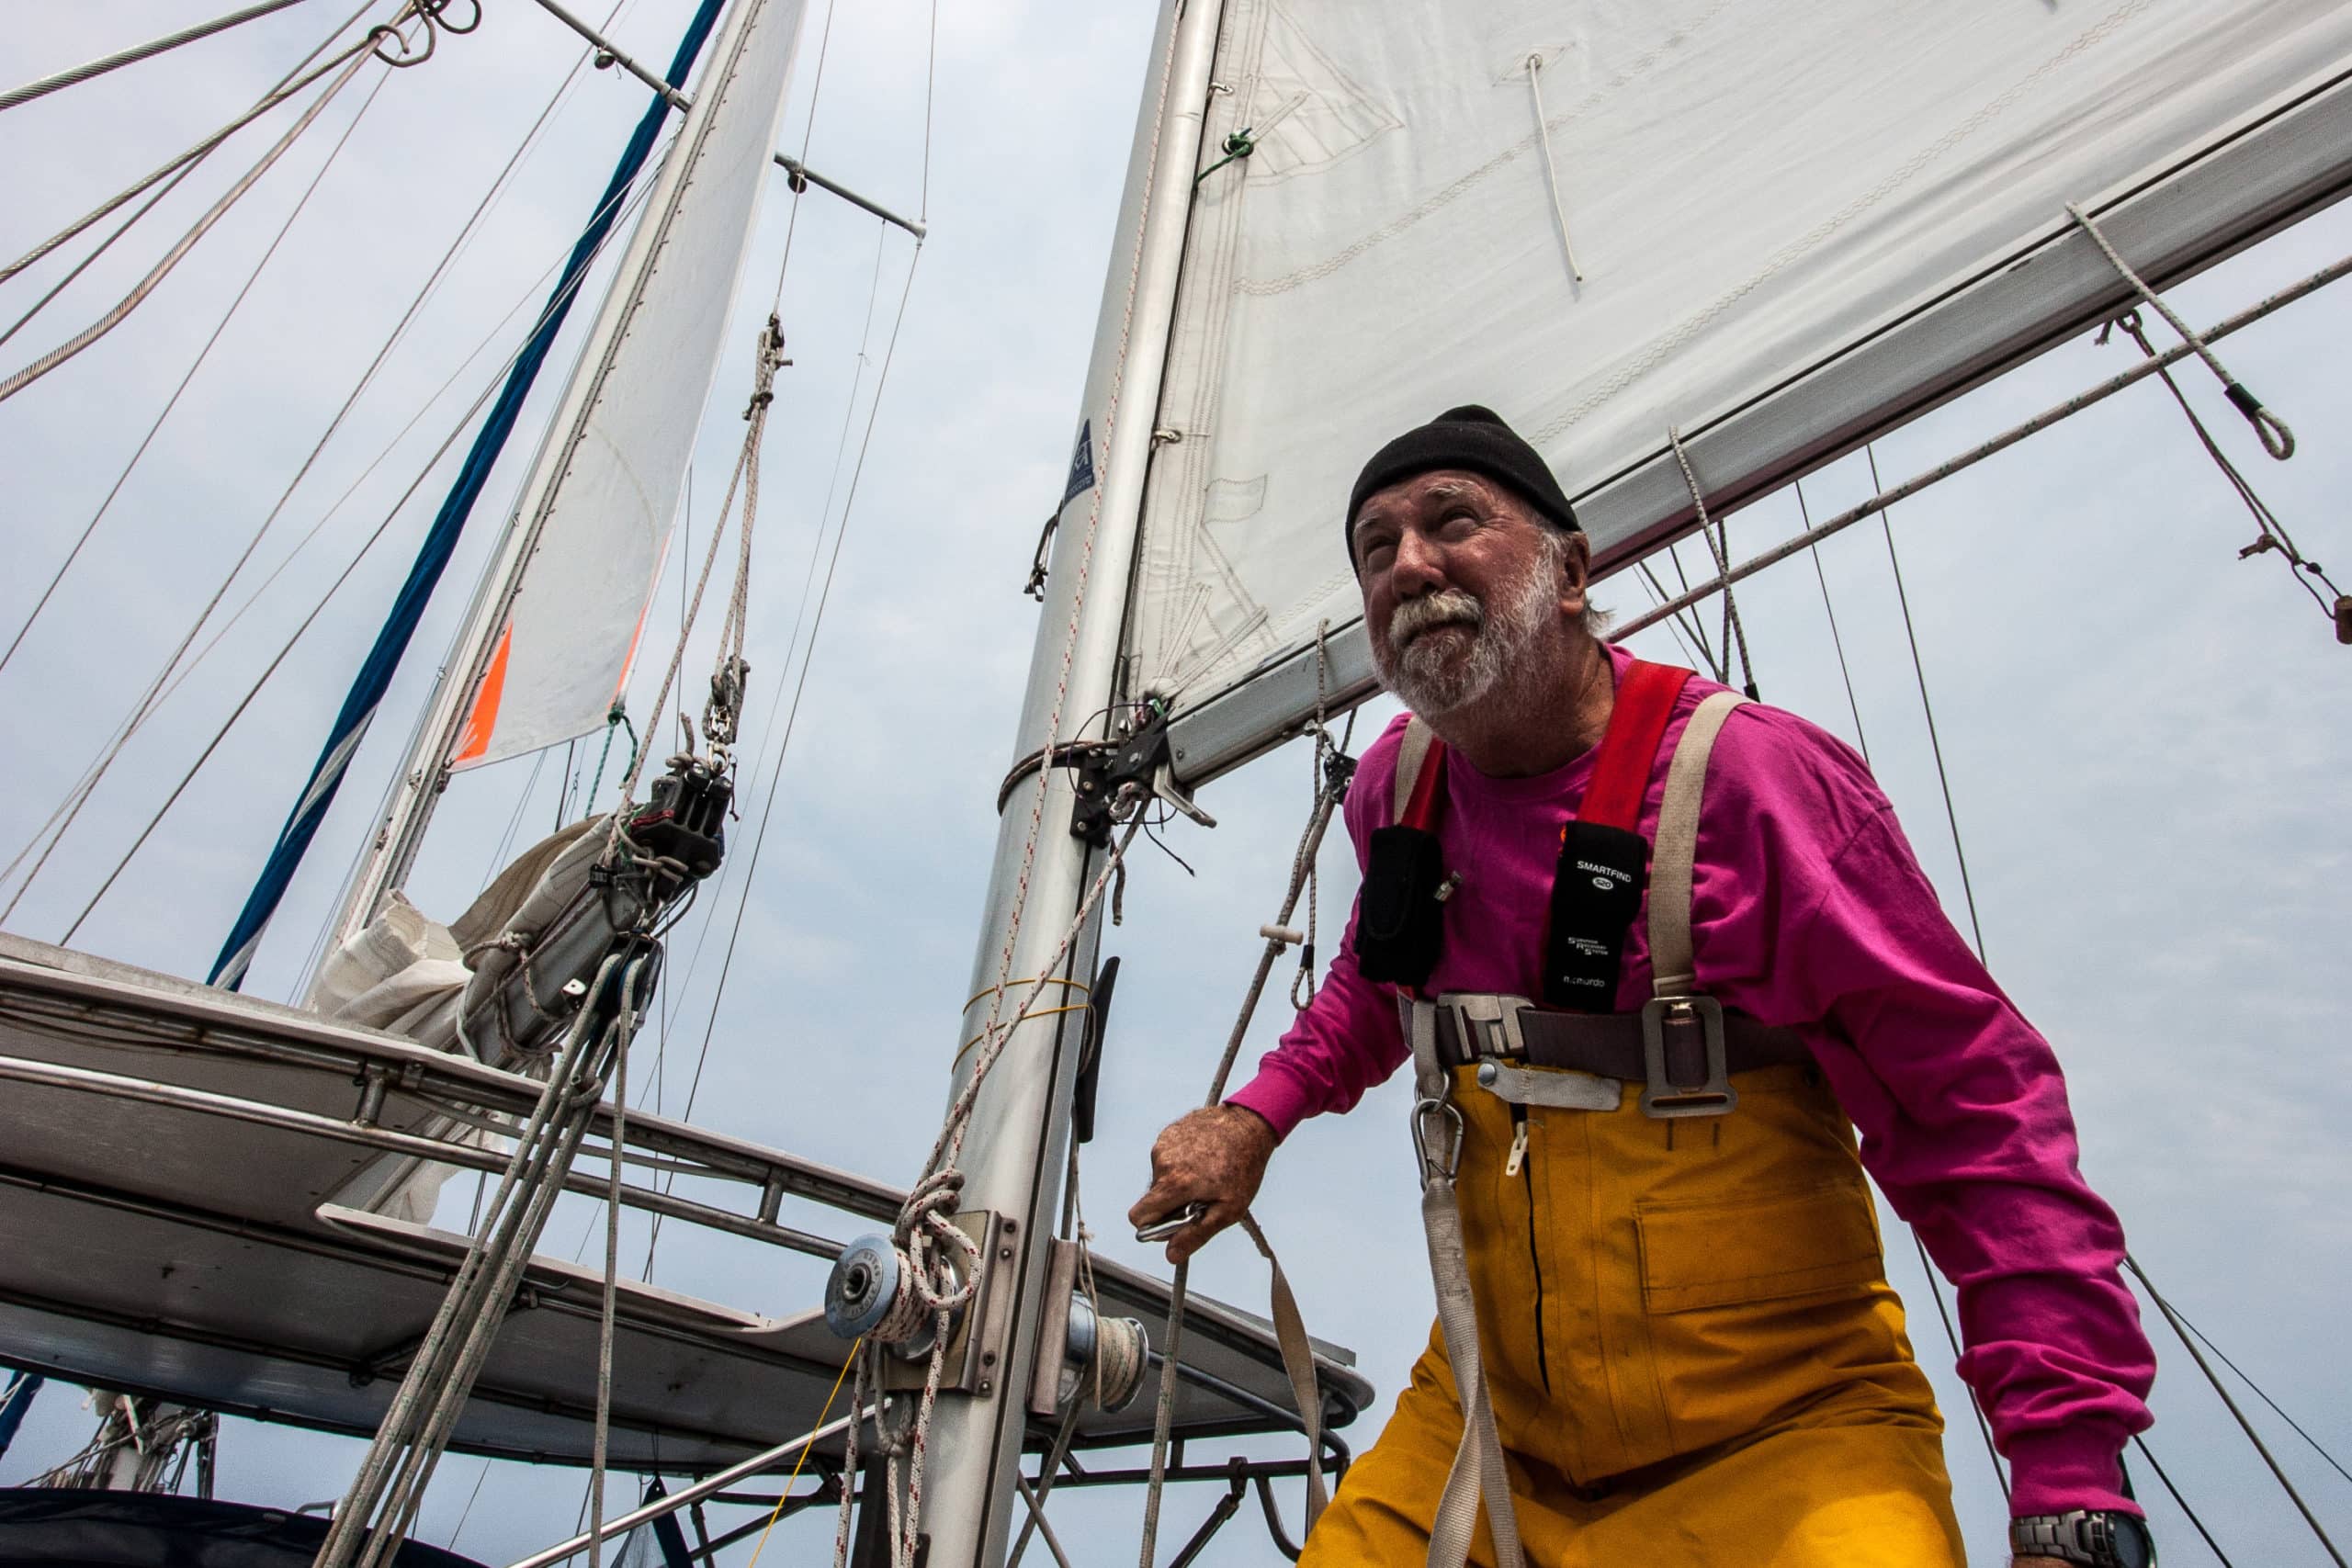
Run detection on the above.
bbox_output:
[207,0,728,989]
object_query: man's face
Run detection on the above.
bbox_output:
[1351,470,1586,717]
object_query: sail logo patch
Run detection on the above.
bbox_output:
[1060,420,1098,510]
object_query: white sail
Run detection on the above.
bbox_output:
[1118,0,2352,705]
[448,0,808,771]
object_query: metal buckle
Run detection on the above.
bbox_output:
[1443,992,1532,1062]
[1639,995,1736,1119]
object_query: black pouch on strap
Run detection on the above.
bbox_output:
[1357,825,1446,986]
[1543,820,1648,1009]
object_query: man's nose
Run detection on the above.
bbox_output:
[1387,526,1446,598]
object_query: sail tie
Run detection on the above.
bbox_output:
[2068,202,2295,461]
[1667,426,1760,699]
[1525,53,1585,284]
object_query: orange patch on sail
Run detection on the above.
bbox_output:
[452,623,514,766]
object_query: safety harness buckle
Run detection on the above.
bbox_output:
[1639,994,1736,1119]
[1445,992,1532,1062]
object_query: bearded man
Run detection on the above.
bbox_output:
[1130,407,2157,1568]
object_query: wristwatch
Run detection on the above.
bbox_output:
[2009,1510,2155,1567]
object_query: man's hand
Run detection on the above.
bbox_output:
[1128,1103,1276,1265]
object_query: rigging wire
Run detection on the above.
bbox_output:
[0,56,399,719]
[2124,1254,2351,1567]
[2130,1435,2238,1568]
[1866,442,1987,962]
[31,144,674,942]
[1792,477,1871,764]
[1791,463,2001,1503]
[765,0,838,309]
[2162,1299,2352,1488]
[0,60,397,682]
[0,0,630,688]
[0,0,379,291]
[0,126,673,923]
[0,0,327,115]
[0,24,401,401]
[2101,310,2343,620]
[639,226,916,1273]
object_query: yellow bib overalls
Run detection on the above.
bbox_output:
[1301,694,1966,1567]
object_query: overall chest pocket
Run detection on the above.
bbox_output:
[1633,1179,1904,1452]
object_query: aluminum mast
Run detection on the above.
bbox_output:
[910,1,1223,1562]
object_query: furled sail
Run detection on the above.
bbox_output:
[1116,0,2352,708]
[449,0,808,770]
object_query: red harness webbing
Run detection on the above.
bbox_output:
[1395,659,1693,834]
[1577,660,1691,829]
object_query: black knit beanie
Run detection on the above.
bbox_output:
[1345,404,1579,563]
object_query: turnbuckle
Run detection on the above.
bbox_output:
[1639,994,1736,1119]
[1411,1096,1465,1183]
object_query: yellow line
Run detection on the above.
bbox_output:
[963,976,1089,1012]
[951,1003,1093,1068]
[743,1337,861,1568]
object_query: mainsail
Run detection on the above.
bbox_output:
[1111,0,2352,712]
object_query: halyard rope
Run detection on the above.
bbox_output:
[1668,427,1758,698]
[2068,203,2294,460]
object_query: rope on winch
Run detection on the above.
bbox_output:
[2098,310,2346,637]
[2068,203,2295,461]
[1667,427,1759,698]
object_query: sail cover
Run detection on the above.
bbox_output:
[450,0,808,770]
[1122,0,2352,703]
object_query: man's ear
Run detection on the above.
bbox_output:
[1560,532,1592,606]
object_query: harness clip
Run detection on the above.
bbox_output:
[1445,992,1532,1061]
[1639,994,1736,1119]
[1411,1096,1465,1183]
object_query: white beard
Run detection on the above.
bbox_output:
[1372,555,1560,718]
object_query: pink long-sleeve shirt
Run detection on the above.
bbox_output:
[1228,646,2154,1517]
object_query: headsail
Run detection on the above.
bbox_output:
[1117,0,2352,709]
[448,0,808,771]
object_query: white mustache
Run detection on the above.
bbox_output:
[1387,590,1484,651]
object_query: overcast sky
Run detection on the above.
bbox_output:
[3,3,2350,1565]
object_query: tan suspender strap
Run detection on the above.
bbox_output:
[1402,994,1527,1568]
[1393,716,1435,826]
[1649,690,1746,998]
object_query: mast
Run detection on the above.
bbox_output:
[911,0,1222,1562]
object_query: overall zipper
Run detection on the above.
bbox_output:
[1511,1103,1551,1393]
